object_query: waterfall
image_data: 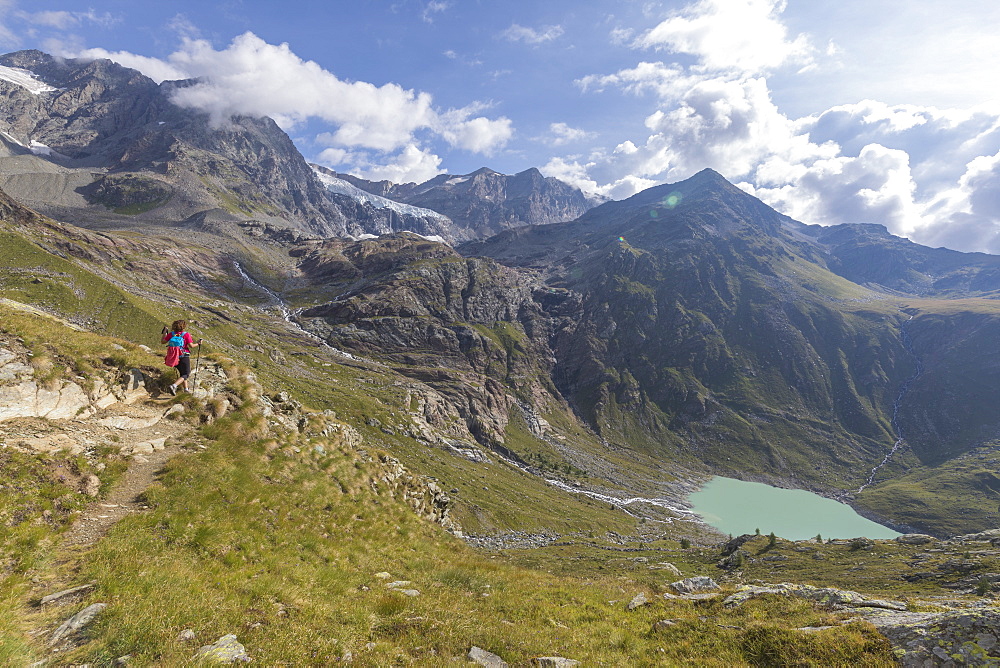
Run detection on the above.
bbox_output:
[857,314,924,493]
[233,261,379,366]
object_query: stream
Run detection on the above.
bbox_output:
[233,261,381,367]
[857,314,924,493]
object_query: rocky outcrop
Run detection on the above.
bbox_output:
[722,583,907,611]
[49,603,106,649]
[374,454,459,532]
[865,608,1000,666]
[0,345,152,422]
[297,234,558,449]
[717,582,1000,665]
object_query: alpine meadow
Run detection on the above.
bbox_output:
[4,12,1000,666]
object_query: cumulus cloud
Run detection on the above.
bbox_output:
[558,0,1000,252]
[501,23,564,45]
[635,0,814,74]
[66,31,511,180]
[436,112,513,154]
[543,122,593,146]
[914,151,1000,252]
[320,144,444,184]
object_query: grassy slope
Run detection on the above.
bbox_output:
[13,383,895,666]
[2,224,997,663]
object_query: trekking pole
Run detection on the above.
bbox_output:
[191,339,203,391]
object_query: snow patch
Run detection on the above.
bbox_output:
[406,233,446,243]
[0,130,25,147]
[312,168,451,223]
[29,141,70,160]
[0,65,56,95]
[445,177,468,186]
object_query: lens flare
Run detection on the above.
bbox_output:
[618,236,625,242]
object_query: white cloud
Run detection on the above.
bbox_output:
[913,151,1000,252]
[436,113,513,154]
[501,23,564,45]
[68,32,511,162]
[320,144,444,184]
[634,0,814,74]
[74,47,189,83]
[17,9,118,30]
[577,61,688,97]
[544,122,593,146]
[422,1,451,23]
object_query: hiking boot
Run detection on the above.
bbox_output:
[168,385,177,396]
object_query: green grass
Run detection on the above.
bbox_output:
[113,197,170,216]
[857,440,1000,536]
[13,402,895,666]
[0,230,164,343]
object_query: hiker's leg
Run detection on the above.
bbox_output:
[174,356,191,391]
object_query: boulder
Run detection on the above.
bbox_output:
[532,658,579,667]
[80,474,101,497]
[468,646,508,667]
[49,603,107,647]
[669,576,719,595]
[895,533,935,545]
[652,619,678,632]
[193,634,251,663]
[627,592,649,611]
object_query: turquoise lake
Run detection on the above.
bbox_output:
[689,476,900,541]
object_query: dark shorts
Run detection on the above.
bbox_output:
[177,355,191,379]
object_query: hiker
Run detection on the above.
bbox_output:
[162,320,201,395]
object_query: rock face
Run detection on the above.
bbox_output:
[312,164,460,241]
[866,608,1000,666]
[340,167,595,241]
[0,343,151,423]
[296,234,554,449]
[0,49,347,235]
[375,454,458,530]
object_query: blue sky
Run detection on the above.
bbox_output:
[2,1,1000,252]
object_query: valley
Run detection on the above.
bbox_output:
[3,48,1000,664]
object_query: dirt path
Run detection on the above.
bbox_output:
[1,399,196,547]
[61,439,187,547]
